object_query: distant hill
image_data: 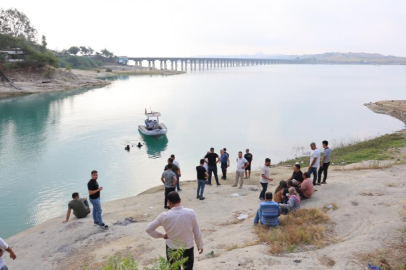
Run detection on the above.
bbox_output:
[201,52,406,65]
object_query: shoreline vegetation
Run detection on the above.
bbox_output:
[5,101,406,269]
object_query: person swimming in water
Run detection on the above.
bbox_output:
[125,145,130,151]
[137,142,143,148]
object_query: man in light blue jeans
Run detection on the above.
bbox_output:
[88,170,108,229]
[196,159,209,200]
[90,198,103,225]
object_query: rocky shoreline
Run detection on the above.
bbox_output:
[0,65,184,99]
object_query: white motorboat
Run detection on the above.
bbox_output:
[138,110,168,136]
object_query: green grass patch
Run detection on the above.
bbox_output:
[280,133,406,166]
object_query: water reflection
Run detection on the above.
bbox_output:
[139,132,169,158]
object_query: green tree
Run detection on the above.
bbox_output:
[80,46,89,55]
[68,46,80,55]
[0,8,37,41]
[101,48,115,58]
[41,35,47,52]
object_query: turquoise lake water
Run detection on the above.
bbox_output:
[0,65,405,238]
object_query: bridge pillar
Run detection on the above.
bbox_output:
[175,61,178,71]
[164,61,167,70]
[181,61,183,71]
[153,60,155,68]
[148,61,151,68]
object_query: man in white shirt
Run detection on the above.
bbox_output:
[259,158,274,201]
[308,142,321,186]
[0,237,17,270]
[170,154,182,192]
[232,151,249,189]
[146,192,203,270]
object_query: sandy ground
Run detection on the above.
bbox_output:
[365,100,406,127]
[0,65,183,99]
[4,162,406,270]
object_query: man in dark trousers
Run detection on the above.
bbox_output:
[146,192,204,270]
[161,164,177,209]
[88,170,108,229]
[244,149,253,179]
[318,140,332,184]
[204,148,221,186]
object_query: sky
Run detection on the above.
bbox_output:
[3,0,406,57]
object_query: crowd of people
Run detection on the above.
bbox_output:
[0,141,331,270]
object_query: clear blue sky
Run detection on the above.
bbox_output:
[4,0,406,57]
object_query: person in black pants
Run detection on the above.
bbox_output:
[161,164,177,209]
[204,148,221,186]
[318,140,332,184]
[259,158,273,200]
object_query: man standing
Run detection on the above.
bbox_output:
[162,164,177,209]
[0,237,17,270]
[88,170,108,229]
[308,142,321,186]
[220,149,230,180]
[232,151,249,189]
[204,148,221,186]
[146,192,204,270]
[63,192,91,223]
[318,140,332,184]
[244,149,253,179]
[259,158,273,200]
[196,159,209,200]
[170,154,182,191]
[253,192,281,226]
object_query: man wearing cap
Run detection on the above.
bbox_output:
[259,158,274,200]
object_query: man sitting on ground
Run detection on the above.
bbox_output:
[298,172,314,199]
[254,191,281,226]
[63,192,91,223]
[288,164,304,186]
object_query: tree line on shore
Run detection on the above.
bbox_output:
[0,8,117,71]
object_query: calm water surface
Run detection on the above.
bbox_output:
[1,65,405,238]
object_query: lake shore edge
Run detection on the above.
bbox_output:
[5,100,406,270]
[0,65,184,99]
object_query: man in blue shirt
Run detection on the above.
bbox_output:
[254,191,281,226]
[220,149,229,180]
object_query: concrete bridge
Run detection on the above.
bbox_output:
[128,57,308,71]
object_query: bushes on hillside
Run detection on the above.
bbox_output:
[59,55,103,70]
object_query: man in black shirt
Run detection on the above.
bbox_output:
[288,164,304,186]
[196,159,209,200]
[87,170,108,229]
[204,147,220,186]
[244,149,253,179]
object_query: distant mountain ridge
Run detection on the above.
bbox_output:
[199,52,406,65]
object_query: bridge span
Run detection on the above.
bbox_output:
[127,57,309,71]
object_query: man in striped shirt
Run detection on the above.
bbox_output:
[253,191,281,226]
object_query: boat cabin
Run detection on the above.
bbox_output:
[145,112,161,130]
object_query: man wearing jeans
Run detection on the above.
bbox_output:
[308,142,320,186]
[196,159,209,200]
[232,151,249,189]
[259,158,273,200]
[204,148,220,186]
[254,192,281,226]
[88,170,108,229]
[318,140,332,184]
